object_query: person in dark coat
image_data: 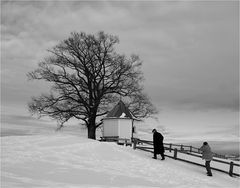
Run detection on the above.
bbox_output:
[200,142,213,176]
[152,129,165,160]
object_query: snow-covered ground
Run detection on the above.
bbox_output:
[1,133,240,188]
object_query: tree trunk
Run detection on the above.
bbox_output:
[88,125,96,139]
[87,116,96,139]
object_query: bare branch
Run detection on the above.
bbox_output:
[28,31,156,139]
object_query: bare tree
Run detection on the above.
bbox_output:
[28,31,157,139]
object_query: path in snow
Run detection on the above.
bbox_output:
[1,133,239,188]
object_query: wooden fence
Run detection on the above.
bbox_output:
[133,138,240,177]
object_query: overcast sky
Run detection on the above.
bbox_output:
[1,1,239,139]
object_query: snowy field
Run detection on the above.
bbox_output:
[1,133,240,188]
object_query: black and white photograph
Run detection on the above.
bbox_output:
[1,0,239,187]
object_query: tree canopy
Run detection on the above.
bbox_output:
[28,31,157,139]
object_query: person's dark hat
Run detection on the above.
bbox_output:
[152,129,157,133]
[203,142,208,145]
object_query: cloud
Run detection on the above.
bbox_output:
[1,1,238,118]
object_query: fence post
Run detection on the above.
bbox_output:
[169,144,172,152]
[181,145,183,151]
[133,138,137,150]
[229,162,234,177]
[174,148,178,160]
[190,146,192,152]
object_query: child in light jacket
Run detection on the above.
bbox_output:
[200,142,213,176]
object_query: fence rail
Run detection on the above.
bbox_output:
[133,138,239,177]
[163,143,229,160]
